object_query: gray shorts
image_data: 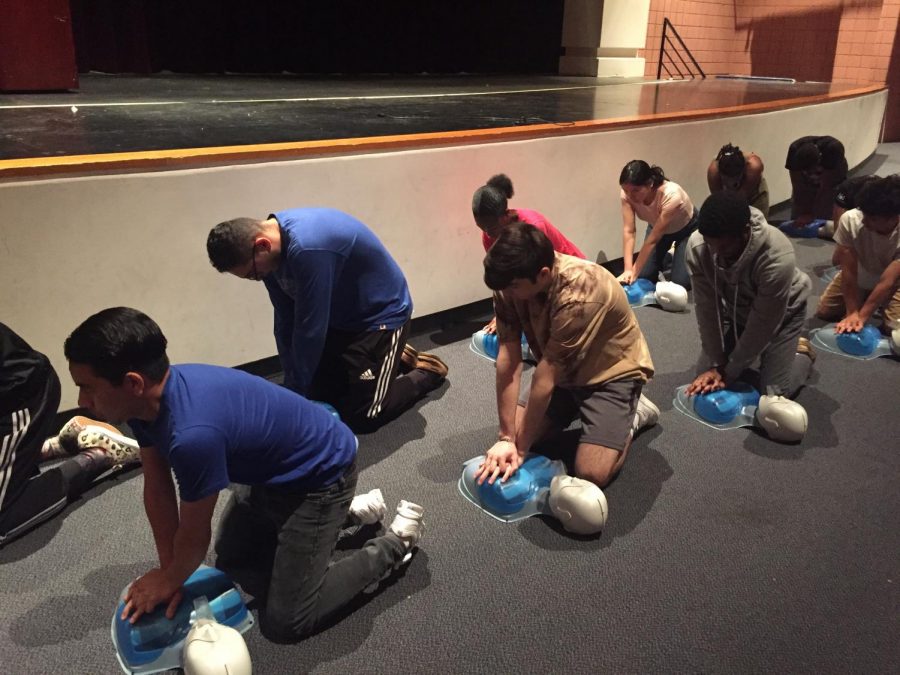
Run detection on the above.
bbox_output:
[520,378,644,451]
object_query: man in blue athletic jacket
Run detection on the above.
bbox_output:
[207,208,447,432]
[63,307,425,642]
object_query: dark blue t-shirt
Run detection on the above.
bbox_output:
[129,364,357,502]
[264,207,413,393]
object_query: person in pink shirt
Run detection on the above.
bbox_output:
[472,174,585,333]
[618,160,698,289]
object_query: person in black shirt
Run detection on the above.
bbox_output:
[0,323,139,547]
[785,135,848,225]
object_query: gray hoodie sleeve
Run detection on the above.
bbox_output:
[686,233,727,369]
[724,250,794,380]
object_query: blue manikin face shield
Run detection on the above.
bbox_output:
[810,325,894,360]
[112,565,253,675]
[673,382,760,430]
[458,454,567,522]
[779,219,828,238]
[622,278,657,307]
[470,330,533,363]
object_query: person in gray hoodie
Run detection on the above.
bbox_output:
[685,192,816,399]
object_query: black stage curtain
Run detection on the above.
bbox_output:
[70,1,565,74]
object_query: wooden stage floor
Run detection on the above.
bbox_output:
[0,73,880,175]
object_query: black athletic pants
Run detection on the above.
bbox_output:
[0,368,111,546]
[308,321,434,432]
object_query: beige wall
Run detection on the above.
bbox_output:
[0,90,886,408]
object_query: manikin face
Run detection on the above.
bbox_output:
[68,362,136,424]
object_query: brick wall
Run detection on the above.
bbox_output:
[641,0,900,140]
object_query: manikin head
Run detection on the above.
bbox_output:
[183,620,252,675]
[756,394,808,443]
[655,281,689,312]
[548,475,608,534]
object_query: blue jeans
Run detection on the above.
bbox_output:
[214,461,406,642]
[638,212,698,289]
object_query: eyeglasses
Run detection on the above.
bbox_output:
[248,245,261,281]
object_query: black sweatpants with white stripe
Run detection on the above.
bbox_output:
[0,368,67,544]
[309,321,434,433]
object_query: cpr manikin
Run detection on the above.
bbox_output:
[755,394,808,443]
[183,618,252,675]
[548,475,609,535]
[654,281,689,312]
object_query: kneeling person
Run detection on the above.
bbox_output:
[207,208,447,432]
[686,193,815,398]
[816,175,900,334]
[64,307,424,642]
[475,223,658,496]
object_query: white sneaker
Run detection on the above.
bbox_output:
[632,394,660,434]
[363,500,425,593]
[389,500,425,565]
[349,488,387,525]
[77,426,140,466]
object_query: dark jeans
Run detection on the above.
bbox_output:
[214,461,406,642]
[638,212,699,289]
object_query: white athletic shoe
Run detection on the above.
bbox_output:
[389,500,425,564]
[76,426,140,466]
[364,500,425,594]
[632,394,660,435]
[349,488,387,525]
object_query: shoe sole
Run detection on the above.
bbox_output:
[415,353,448,378]
[638,395,660,427]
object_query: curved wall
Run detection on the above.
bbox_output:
[0,89,886,408]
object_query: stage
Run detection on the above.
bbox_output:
[0,74,883,176]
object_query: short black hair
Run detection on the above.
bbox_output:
[64,307,169,385]
[856,175,900,218]
[716,143,746,178]
[793,142,822,171]
[472,173,514,220]
[696,192,751,238]
[207,217,265,272]
[483,221,555,291]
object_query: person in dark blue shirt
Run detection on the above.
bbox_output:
[63,307,425,642]
[207,208,448,432]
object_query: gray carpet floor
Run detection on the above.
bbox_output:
[2,146,898,674]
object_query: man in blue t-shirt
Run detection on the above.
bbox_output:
[63,307,425,641]
[207,208,448,432]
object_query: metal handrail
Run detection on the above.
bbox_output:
[656,17,706,80]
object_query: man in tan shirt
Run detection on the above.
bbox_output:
[474,222,658,496]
